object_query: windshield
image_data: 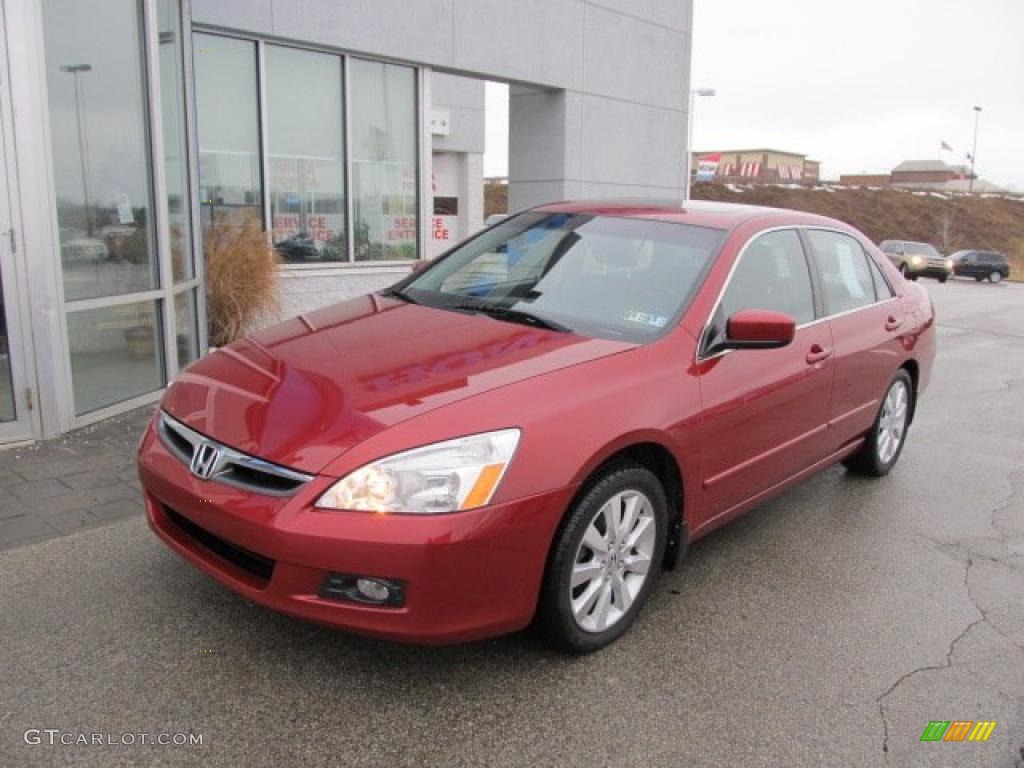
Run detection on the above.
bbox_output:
[394,212,725,343]
[907,242,940,257]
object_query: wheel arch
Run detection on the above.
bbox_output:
[564,434,690,571]
[899,359,920,424]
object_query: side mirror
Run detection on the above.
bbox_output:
[410,259,432,274]
[724,309,796,350]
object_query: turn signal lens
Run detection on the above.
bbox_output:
[315,429,521,514]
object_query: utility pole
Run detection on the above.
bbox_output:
[60,64,93,235]
[969,105,982,194]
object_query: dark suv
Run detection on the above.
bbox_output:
[879,240,953,282]
[951,250,1011,283]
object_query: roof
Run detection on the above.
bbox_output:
[694,148,809,159]
[891,159,969,174]
[531,199,845,230]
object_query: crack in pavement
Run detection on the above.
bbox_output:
[877,476,1024,762]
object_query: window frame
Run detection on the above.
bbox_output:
[698,225,900,361]
[698,226,821,360]
[191,27,426,272]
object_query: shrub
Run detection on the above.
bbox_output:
[204,213,279,347]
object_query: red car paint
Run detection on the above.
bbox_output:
[138,201,935,644]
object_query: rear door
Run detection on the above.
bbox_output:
[804,229,905,451]
[695,228,833,522]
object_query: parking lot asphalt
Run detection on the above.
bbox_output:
[2,278,1022,768]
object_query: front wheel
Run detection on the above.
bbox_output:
[989,271,1003,283]
[938,274,948,283]
[536,464,667,653]
[843,370,913,477]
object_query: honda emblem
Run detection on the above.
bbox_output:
[190,441,221,479]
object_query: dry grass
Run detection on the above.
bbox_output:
[204,213,279,346]
[692,184,1024,279]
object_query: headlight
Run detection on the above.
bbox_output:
[910,254,924,266]
[945,258,954,270]
[315,429,521,514]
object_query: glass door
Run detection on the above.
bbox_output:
[0,104,35,442]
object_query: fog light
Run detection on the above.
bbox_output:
[356,578,390,602]
[318,572,406,607]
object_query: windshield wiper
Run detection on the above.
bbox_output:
[384,287,421,305]
[449,302,571,333]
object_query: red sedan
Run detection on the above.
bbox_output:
[138,201,935,652]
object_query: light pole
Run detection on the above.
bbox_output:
[969,105,982,194]
[683,87,716,204]
[60,63,93,235]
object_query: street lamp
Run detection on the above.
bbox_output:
[683,87,716,204]
[60,63,94,235]
[969,105,982,194]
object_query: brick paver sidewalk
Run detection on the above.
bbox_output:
[0,405,155,550]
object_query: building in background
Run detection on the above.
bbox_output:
[840,159,1006,193]
[690,149,820,183]
[0,0,694,441]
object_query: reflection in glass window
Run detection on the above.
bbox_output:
[157,0,194,283]
[721,230,815,325]
[807,230,877,315]
[266,46,346,263]
[68,301,165,415]
[174,289,199,370]
[194,34,262,233]
[42,0,159,302]
[350,59,418,261]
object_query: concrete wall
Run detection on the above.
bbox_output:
[192,0,695,213]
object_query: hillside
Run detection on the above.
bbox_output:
[692,183,1024,278]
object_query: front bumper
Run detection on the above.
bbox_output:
[138,420,574,644]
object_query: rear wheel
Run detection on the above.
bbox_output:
[974,275,984,282]
[536,464,667,653]
[843,370,913,477]
[989,271,1003,283]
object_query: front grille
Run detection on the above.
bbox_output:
[157,411,313,497]
[163,505,275,583]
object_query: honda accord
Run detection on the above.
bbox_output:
[138,201,936,652]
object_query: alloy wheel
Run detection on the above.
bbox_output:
[877,379,909,465]
[990,271,1002,283]
[570,490,656,633]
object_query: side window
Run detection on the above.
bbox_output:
[705,229,814,352]
[866,253,894,298]
[807,230,878,315]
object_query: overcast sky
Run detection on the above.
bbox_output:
[485,0,1024,190]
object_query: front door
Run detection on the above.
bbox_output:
[695,228,833,525]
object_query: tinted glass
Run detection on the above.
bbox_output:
[808,230,877,314]
[404,213,725,343]
[267,45,346,262]
[194,34,262,232]
[43,0,159,302]
[351,59,418,261]
[720,229,815,325]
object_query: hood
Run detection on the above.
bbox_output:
[162,295,631,473]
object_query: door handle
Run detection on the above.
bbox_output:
[885,316,903,331]
[805,344,833,365]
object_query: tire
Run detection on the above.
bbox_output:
[974,275,984,282]
[536,463,668,653]
[938,274,948,283]
[989,271,1003,283]
[843,370,913,477]
[899,263,910,279]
